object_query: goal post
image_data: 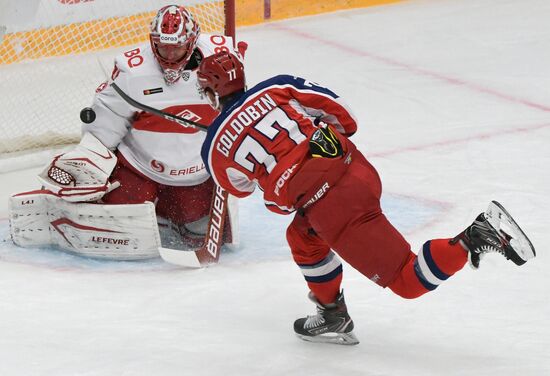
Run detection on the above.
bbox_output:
[0,0,235,161]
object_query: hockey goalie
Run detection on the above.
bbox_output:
[8,5,242,266]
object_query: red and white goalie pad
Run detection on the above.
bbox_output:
[9,190,161,260]
[38,132,118,202]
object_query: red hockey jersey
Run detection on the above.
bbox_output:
[201,75,357,214]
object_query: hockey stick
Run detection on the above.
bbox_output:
[110,82,230,268]
[159,186,230,268]
[110,82,208,131]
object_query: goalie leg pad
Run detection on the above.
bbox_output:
[9,190,161,260]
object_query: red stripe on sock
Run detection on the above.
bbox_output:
[428,238,468,276]
[308,274,342,305]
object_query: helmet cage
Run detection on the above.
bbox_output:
[150,5,200,83]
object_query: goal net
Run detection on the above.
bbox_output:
[0,0,234,161]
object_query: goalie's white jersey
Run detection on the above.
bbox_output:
[83,34,235,186]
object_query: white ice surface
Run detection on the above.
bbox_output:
[1,0,550,375]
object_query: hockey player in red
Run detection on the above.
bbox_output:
[197,52,536,345]
[9,6,242,260]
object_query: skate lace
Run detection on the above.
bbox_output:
[471,220,510,259]
[475,244,509,260]
[304,308,326,329]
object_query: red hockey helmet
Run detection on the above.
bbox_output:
[197,51,245,108]
[150,5,200,84]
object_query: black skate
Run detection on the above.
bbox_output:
[450,201,536,269]
[294,291,359,345]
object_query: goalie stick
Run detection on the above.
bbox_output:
[159,185,230,268]
[109,82,229,268]
[110,82,208,131]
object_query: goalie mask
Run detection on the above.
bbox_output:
[150,5,200,84]
[197,51,245,110]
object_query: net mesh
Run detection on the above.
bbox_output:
[0,0,227,156]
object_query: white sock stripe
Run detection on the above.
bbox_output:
[299,252,334,269]
[300,252,342,278]
[417,248,444,286]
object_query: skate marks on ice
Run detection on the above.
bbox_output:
[0,192,448,270]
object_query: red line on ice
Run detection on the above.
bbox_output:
[271,24,550,113]
[270,24,550,156]
[367,122,550,158]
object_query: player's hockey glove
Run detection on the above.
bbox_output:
[309,126,343,159]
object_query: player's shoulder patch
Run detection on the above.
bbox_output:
[113,43,157,75]
[196,33,235,58]
[267,75,340,99]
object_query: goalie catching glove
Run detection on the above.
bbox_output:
[38,132,119,202]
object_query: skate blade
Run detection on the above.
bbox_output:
[296,331,359,346]
[485,201,536,262]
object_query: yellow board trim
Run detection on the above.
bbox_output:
[0,12,154,64]
[0,2,223,65]
[236,0,404,26]
[0,0,403,65]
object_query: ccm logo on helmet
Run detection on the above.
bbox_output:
[160,35,179,44]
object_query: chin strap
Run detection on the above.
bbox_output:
[206,91,221,111]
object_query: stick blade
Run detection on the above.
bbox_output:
[158,247,202,268]
[157,186,230,268]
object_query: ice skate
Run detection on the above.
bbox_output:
[450,201,536,269]
[294,291,359,345]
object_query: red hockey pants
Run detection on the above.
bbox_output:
[102,153,214,226]
[286,146,467,304]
